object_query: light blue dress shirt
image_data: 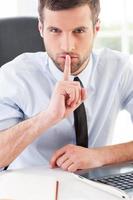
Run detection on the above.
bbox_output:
[0,48,133,169]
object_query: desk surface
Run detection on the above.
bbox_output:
[0,165,132,200]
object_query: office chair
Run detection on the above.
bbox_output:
[0,17,44,67]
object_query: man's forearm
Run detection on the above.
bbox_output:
[99,141,133,166]
[0,110,55,168]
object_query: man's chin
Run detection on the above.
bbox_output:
[57,64,81,74]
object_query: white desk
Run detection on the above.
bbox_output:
[0,165,132,200]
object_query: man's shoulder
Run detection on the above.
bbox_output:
[0,51,48,74]
[93,48,131,72]
[94,48,129,62]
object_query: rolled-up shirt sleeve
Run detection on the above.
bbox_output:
[0,99,24,131]
[0,64,24,171]
[120,59,133,123]
[0,64,24,131]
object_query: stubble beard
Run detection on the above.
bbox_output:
[47,52,90,74]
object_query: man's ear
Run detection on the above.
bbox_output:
[38,19,43,38]
[95,19,100,33]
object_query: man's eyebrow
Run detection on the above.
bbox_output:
[74,26,89,31]
[47,26,61,30]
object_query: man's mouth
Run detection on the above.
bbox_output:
[58,54,78,59]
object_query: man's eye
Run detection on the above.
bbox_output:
[74,29,85,33]
[50,28,61,33]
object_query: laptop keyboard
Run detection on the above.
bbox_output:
[91,171,133,191]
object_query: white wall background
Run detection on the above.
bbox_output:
[17,0,38,16]
[0,0,38,18]
[0,0,133,144]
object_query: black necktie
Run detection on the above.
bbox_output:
[74,77,88,148]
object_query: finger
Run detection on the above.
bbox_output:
[56,154,68,167]
[50,146,67,168]
[67,86,80,107]
[60,159,74,171]
[66,87,75,106]
[81,88,87,101]
[68,163,78,172]
[63,81,80,87]
[63,55,71,81]
[66,81,81,106]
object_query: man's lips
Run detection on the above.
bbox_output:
[58,54,78,59]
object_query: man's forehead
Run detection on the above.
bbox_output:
[43,5,92,27]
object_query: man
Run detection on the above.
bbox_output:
[0,0,133,172]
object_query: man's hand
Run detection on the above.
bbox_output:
[47,55,87,124]
[50,144,103,172]
[50,142,133,172]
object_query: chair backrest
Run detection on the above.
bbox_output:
[0,17,44,67]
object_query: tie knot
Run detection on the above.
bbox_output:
[74,76,83,87]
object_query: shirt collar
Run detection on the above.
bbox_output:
[48,54,93,88]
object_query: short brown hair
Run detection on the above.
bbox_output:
[38,0,100,25]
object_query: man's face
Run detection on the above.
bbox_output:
[39,5,99,75]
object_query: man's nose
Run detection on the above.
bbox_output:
[60,33,75,52]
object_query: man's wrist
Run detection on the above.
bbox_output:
[96,142,133,167]
[35,109,60,133]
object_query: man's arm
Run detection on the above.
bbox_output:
[0,55,87,168]
[50,141,133,172]
[0,110,55,168]
[51,57,133,172]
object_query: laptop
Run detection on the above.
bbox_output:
[74,162,133,199]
